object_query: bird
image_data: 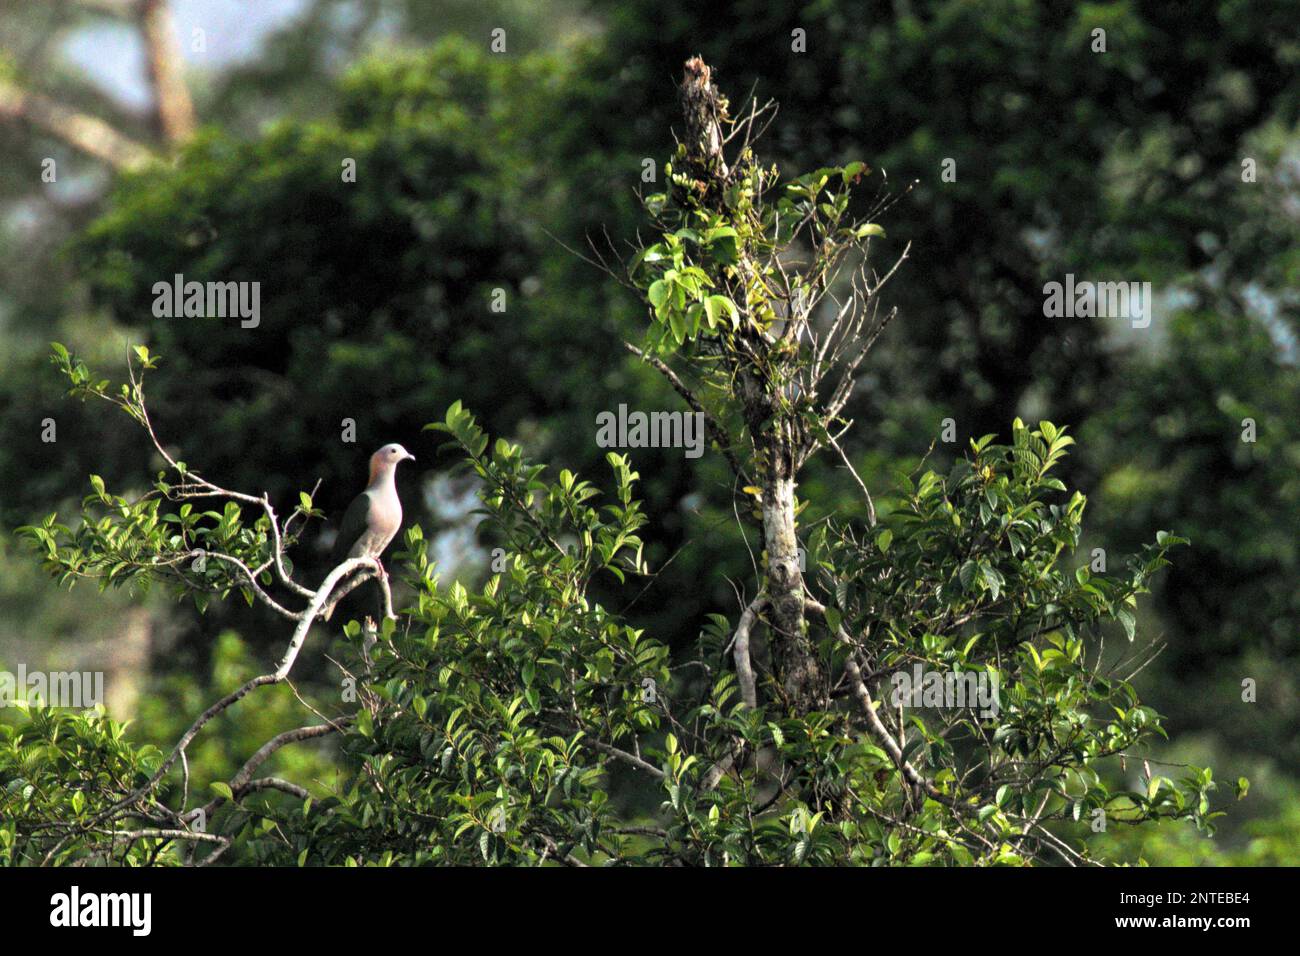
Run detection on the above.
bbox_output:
[321,443,415,621]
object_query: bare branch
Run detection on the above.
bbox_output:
[238,777,310,801]
[586,739,666,780]
[729,592,767,709]
[186,722,342,824]
[277,557,380,678]
[320,564,395,621]
[93,828,228,846]
[75,0,139,14]
[625,341,748,483]
[826,433,877,527]
[0,78,153,170]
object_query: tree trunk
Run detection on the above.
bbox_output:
[679,59,822,711]
[139,0,196,144]
[761,470,822,708]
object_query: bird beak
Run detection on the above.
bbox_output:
[406,452,417,462]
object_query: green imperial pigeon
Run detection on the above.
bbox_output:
[322,443,415,620]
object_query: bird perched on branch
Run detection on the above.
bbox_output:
[321,443,415,621]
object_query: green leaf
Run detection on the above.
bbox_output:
[703,295,730,329]
[1116,608,1136,642]
[842,161,868,182]
[668,307,687,344]
[647,279,670,310]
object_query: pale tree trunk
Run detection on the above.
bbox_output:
[762,473,821,707]
[138,0,196,144]
[742,369,822,710]
[680,60,824,711]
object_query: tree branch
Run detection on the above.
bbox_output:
[587,739,665,780]
[624,342,748,484]
[187,722,343,823]
[826,432,877,527]
[0,78,153,170]
[729,592,766,709]
[805,599,962,809]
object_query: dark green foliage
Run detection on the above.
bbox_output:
[6,377,1220,863]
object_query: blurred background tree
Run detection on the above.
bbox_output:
[1,0,1295,864]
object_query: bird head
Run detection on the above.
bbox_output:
[369,443,416,481]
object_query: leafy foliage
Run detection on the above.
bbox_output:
[4,11,1278,862]
[18,346,319,615]
[5,381,1224,864]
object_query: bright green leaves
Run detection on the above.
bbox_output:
[0,707,165,866]
[810,422,1204,860]
[131,344,158,370]
[701,225,739,264]
[777,162,880,246]
[783,167,838,203]
[703,293,739,329]
[364,404,673,863]
[425,399,489,457]
[49,341,133,420]
[631,150,883,358]
[1011,417,1076,483]
[631,221,742,353]
[646,277,671,310]
[841,161,869,183]
[19,345,324,609]
[429,402,648,587]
